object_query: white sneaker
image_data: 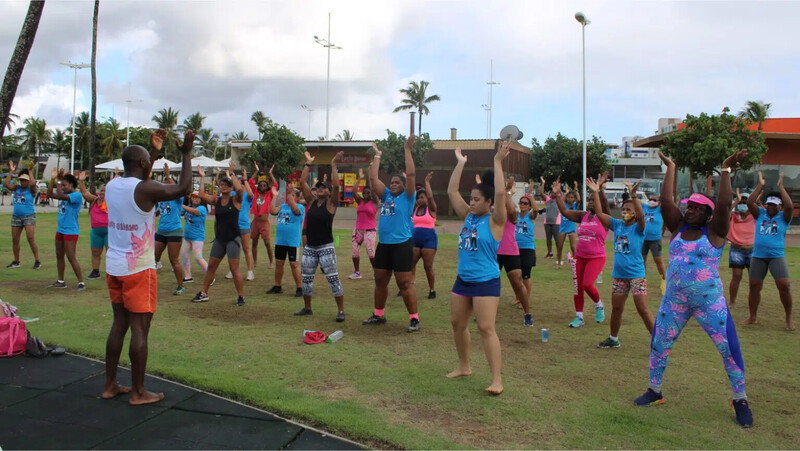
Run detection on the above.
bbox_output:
[155,261,163,270]
[348,271,362,280]
[225,271,233,279]
[246,270,255,281]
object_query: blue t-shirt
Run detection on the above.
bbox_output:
[184,205,207,242]
[610,217,646,279]
[275,203,305,248]
[156,198,184,233]
[57,191,83,235]
[559,202,578,234]
[378,190,414,244]
[12,186,36,217]
[238,192,252,230]
[753,207,791,258]
[642,204,663,241]
[515,212,536,250]
[457,213,500,283]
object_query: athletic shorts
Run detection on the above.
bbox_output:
[729,246,753,269]
[749,256,789,280]
[107,269,157,314]
[210,237,242,260]
[55,232,78,242]
[239,228,251,236]
[452,276,501,298]
[497,253,521,272]
[413,227,438,250]
[559,222,576,235]
[374,238,414,272]
[612,277,647,296]
[544,223,558,242]
[642,239,662,258]
[352,229,377,258]
[275,245,297,262]
[519,248,536,279]
[155,228,183,243]
[90,227,109,248]
[11,214,36,227]
[251,220,271,241]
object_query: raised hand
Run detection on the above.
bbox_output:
[253,161,260,174]
[304,151,315,164]
[78,171,87,182]
[495,140,511,161]
[778,172,784,189]
[58,168,66,179]
[551,180,562,195]
[405,134,416,150]
[150,129,167,151]
[332,151,344,165]
[506,175,515,191]
[540,176,546,185]
[586,177,600,192]
[425,172,434,183]
[271,185,279,197]
[736,187,742,202]
[722,149,748,170]
[268,164,275,176]
[51,168,58,179]
[758,171,765,186]
[323,173,328,182]
[597,171,609,187]
[657,150,674,167]
[625,179,642,194]
[229,159,236,172]
[225,169,232,179]
[114,167,120,178]
[197,165,205,178]
[358,168,365,179]
[242,168,248,179]
[8,160,15,172]
[163,163,170,173]
[372,143,382,158]
[454,148,467,164]
[475,173,482,184]
[177,130,195,155]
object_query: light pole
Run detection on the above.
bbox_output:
[125,83,143,147]
[301,104,314,139]
[60,61,90,173]
[575,11,591,210]
[486,59,500,138]
[481,104,490,138]
[314,12,342,141]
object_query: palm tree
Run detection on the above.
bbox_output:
[335,129,354,141]
[2,112,19,134]
[392,80,441,134]
[231,131,249,141]
[0,1,45,144]
[17,116,50,157]
[251,111,267,140]
[49,128,69,167]
[100,118,125,158]
[179,112,205,134]
[738,100,772,131]
[196,128,219,156]
[89,0,99,183]
[152,107,179,158]
[73,112,95,161]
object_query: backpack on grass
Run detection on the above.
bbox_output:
[0,317,27,358]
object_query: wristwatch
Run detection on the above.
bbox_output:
[721,167,732,173]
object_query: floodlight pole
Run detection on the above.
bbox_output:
[60,61,90,173]
[314,13,342,140]
[125,83,143,147]
[486,60,500,138]
[575,12,591,210]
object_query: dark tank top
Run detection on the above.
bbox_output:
[215,196,241,242]
[306,199,334,246]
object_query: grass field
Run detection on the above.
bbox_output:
[1,212,799,449]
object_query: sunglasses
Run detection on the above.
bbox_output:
[519,201,530,205]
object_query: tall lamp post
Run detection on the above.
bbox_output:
[125,83,143,147]
[481,104,490,138]
[301,104,314,139]
[575,12,591,210]
[60,61,90,173]
[486,59,500,138]
[314,12,342,141]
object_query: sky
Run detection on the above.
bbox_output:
[3,0,800,147]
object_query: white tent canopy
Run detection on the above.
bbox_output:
[95,159,123,172]
[191,156,227,168]
[150,158,179,171]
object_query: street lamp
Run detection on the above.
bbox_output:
[486,59,500,138]
[301,104,314,139]
[481,104,490,138]
[575,11,591,210]
[125,82,143,147]
[60,61,90,173]
[314,12,342,141]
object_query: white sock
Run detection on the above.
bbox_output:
[610,335,618,341]
[596,300,604,309]
[57,280,64,283]
[576,312,584,319]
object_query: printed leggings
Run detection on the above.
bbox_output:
[649,286,746,399]
[302,243,344,297]
[181,240,208,278]
[573,255,606,313]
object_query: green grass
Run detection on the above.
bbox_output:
[2,212,799,449]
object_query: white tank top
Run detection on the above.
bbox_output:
[105,177,156,276]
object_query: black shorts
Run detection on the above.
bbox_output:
[154,233,183,244]
[497,254,521,273]
[275,245,297,262]
[642,239,662,258]
[519,248,536,279]
[374,238,414,272]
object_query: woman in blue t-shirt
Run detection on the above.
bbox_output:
[744,171,794,331]
[47,168,85,290]
[267,185,305,296]
[154,166,185,295]
[180,192,209,283]
[446,143,510,396]
[556,183,579,268]
[512,185,539,315]
[586,179,655,348]
[4,160,41,269]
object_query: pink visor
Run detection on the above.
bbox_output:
[685,193,715,211]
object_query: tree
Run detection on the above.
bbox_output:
[1,112,20,162]
[231,131,249,140]
[100,118,125,158]
[125,125,152,148]
[738,100,771,131]
[88,0,99,187]
[17,116,50,158]
[251,110,267,140]
[392,80,440,134]
[0,1,45,144]
[179,112,205,135]
[529,133,610,185]
[372,130,434,177]
[151,107,179,158]
[335,129,354,141]
[237,118,304,179]
[48,128,69,166]
[661,108,768,177]
[196,128,218,156]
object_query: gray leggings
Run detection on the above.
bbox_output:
[302,243,343,297]
[749,256,790,280]
[544,223,558,245]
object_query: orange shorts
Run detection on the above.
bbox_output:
[106,269,158,314]
[250,219,271,241]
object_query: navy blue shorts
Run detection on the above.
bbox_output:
[413,227,438,250]
[452,276,501,298]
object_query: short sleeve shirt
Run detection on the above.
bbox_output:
[610,217,646,279]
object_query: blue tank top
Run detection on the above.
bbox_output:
[275,203,305,248]
[457,213,500,283]
[184,205,207,241]
[559,202,578,233]
[642,204,664,241]
[12,186,36,217]
[238,192,252,230]
[156,198,183,233]
[378,190,414,244]
[515,212,536,250]
[665,226,724,297]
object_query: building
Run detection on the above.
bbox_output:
[605,136,664,195]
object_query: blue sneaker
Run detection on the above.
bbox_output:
[634,388,664,406]
[568,316,585,328]
[523,314,533,327]
[732,399,753,428]
[595,305,605,323]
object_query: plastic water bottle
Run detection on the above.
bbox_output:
[327,330,344,343]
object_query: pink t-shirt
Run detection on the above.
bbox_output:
[575,212,608,259]
[90,201,108,229]
[728,214,755,248]
[498,220,520,256]
[355,200,377,230]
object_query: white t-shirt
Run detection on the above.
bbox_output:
[105,177,156,276]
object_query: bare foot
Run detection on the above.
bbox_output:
[101,383,131,399]
[742,317,758,325]
[129,390,165,406]
[446,368,472,378]
[727,302,735,309]
[510,299,521,306]
[485,382,504,395]
[786,319,795,331]
[269,262,275,269]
